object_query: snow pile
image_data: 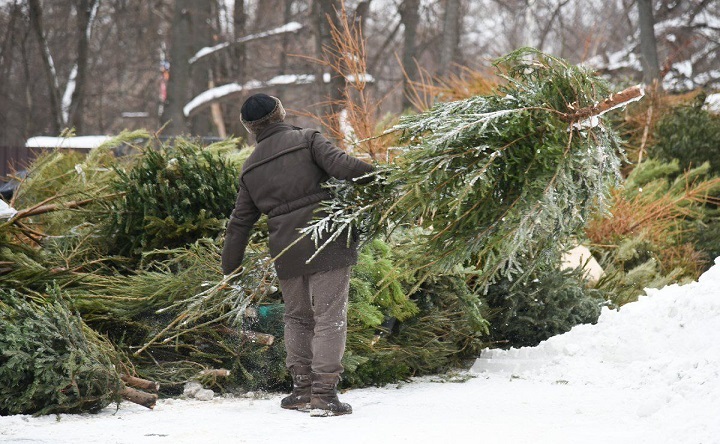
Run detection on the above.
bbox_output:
[475,258,720,439]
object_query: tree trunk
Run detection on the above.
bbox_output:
[189,1,214,136]
[120,374,159,393]
[278,0,294,98]
[161,0,193,135]
[67,0,99,134]
[314,0,344,138]
[399,0,420,110]
[0,1,21,144]
[438,0,461,77]
[119,386,157,409]
[27,0,64,133]
[233,0,247,82]
[637,0,661,86]
[355,0,372,35]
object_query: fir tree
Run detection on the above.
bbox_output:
[0,288,123,416]
[302,48,641,290]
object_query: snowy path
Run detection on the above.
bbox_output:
[0,375,678,444]
[2,260,720,444]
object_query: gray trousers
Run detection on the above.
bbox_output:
[279,266,351,374]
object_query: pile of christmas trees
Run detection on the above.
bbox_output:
[6,48,713,415]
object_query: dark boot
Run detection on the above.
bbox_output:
[281,365,311,410]
[310,372,352,416]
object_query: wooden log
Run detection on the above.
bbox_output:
[215,325,275,346]
[119,386,158,409]
[121,374,160,393]
[243,330,275,346]
[560,85,644,122]
[198,368,231,378]
[7,192,124,223]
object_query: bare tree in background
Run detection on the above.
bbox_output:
[438,0,461,77]
[233,0,247,82]
[27,0,63,133]
[0,1,22,142]
[399,0,420,110]
[637,0,661,86]
[313,0,344,137]
[188,1,213,135]
[1,0,719,147]
[66,0,100,133]
[161,0,193,135]
[161,0,214,135]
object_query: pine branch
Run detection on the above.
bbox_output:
[7,193,124,223]
[558,85,645,122]
[299,48,633,291]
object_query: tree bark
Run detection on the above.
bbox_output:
[314,0,344,139]
[637,0,661,86]
[119,386,157,409]
[278,0,295,98]
[355,0,372,35]
[120,374,159,393]
[399,0,420,110]
[161,0,193,135]
[559,84,644,122]
[27,0,64,133]
[0,1,21,144]
[233,0,247,81]
[438,0,461,77]
[189,1,214,136]
[67,0,99,133]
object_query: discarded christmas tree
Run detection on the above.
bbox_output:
[303,48,643,289]
[0,288,124,416]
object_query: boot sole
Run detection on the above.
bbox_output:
[309,408,352,417]
[281,402,311,411]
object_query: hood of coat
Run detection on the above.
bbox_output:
[241,97,287,135]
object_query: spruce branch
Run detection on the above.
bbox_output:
[301,48,634,291]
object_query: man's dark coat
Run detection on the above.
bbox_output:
[221,122,373,279]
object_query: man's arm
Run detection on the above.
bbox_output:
[221,182,261,275]
[309,132,374,182]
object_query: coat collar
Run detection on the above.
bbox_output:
[255,122,294,143]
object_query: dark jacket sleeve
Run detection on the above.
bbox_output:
[309,132,374,182]
[221,181,261,275]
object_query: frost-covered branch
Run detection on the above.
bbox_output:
[301,48,631,291]
[189,22,303,64]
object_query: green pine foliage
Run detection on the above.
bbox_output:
[12,131,145,236]
[594,238,684,307]
[689,217,720,266]
[343,273,489,387]
[483,266,604,348]
[104,137,241,259]
[650,96,720,175]
[304,48,625,290]
[350,238,419,326]
[0,287,123,416]
[587,158,720,306]
[8,50,703,407]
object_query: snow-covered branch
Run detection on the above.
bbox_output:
[189,22,303,65]
[183,72,374,118]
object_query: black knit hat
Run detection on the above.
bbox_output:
[240,94,286,135]
[241,93,278,122]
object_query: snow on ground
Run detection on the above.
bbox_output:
[2,260,720,444]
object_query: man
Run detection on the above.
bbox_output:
[221,93,373,416]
